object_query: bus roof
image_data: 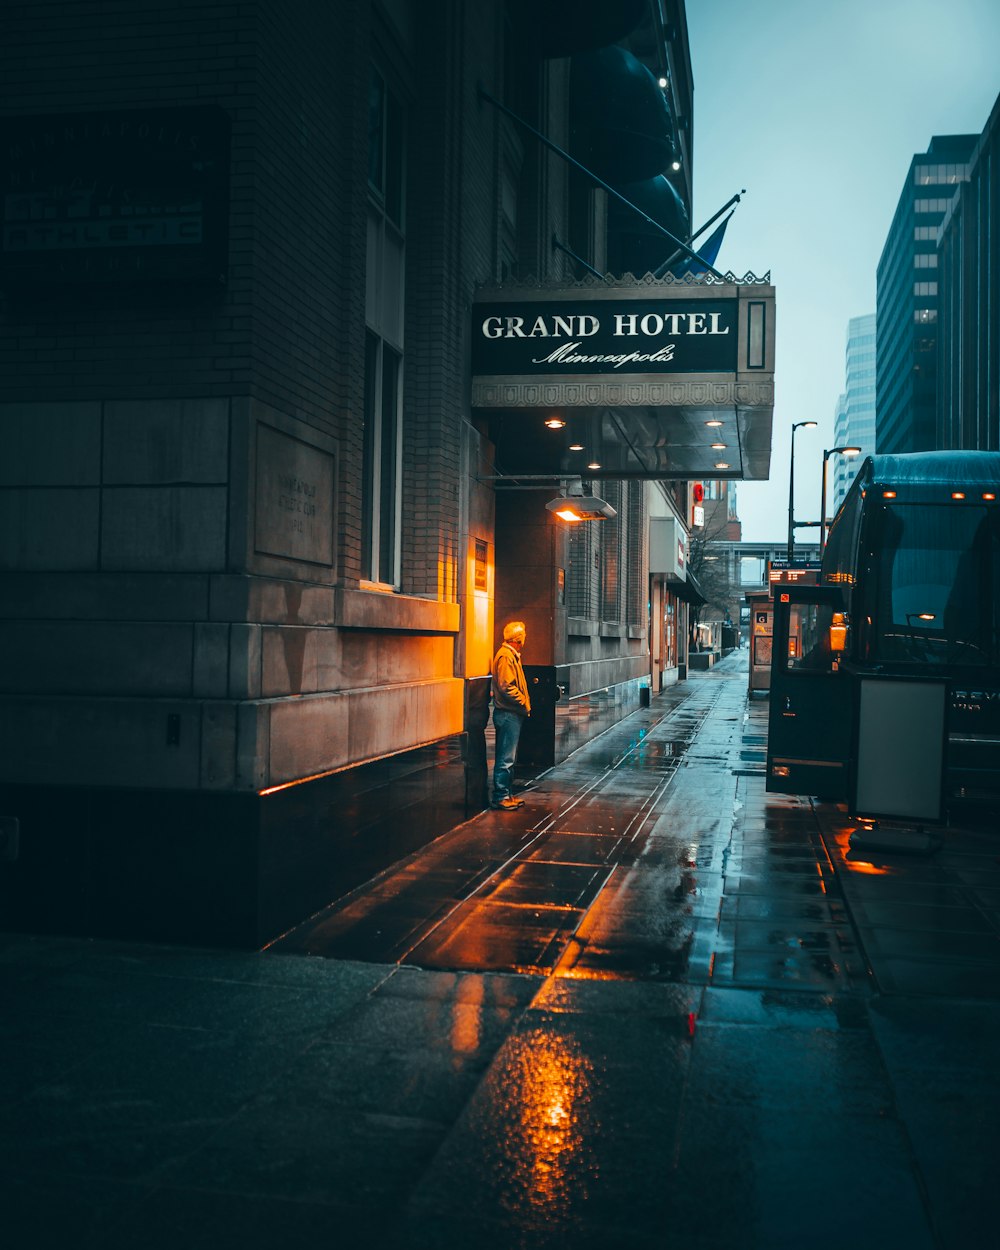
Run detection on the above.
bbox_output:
[864,451,1000,491]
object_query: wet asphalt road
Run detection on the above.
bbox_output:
[4,652,999,1249]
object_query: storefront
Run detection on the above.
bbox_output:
[649,513,691,687]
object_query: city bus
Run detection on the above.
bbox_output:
[766,451,1000,819]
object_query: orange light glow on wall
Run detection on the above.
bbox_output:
[466,535,493,677]
[438,553,458,601]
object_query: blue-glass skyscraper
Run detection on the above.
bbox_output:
[876,135,977,453]
[937,90,1000,450]
[832,313,876,514]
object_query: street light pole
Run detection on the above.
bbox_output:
[786,421,817,563]
[820,445,862,552]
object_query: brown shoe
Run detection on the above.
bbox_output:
[492,796,524,811]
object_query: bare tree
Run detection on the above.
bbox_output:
[686,499,735,647]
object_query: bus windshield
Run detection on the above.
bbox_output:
[869,503,999,668]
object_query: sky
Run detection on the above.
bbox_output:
[685,0,1000,542]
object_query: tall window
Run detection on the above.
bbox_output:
[567,522,595,619]
[363,65,405,586]
[625,481,646,628]
[600,480,624,621]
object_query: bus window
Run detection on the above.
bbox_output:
[870,504,997,667]
[823,475,864,586]
[788,602,840,672]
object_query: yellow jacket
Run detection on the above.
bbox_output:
[491,643,531,716]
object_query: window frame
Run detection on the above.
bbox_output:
[362,63,406,590]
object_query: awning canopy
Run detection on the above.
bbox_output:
[669,573,706,606]
[570,45,675,185]
[472,276,775,482]
[607,175,689,279]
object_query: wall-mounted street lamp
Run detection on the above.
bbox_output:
[820,445,862,551]
[546,480,616,522]
[786,420,817,562]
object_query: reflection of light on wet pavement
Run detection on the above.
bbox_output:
[550,967,621,981]
[830,824,892,876]
[845,858,891,876]
[489,1028,598,1222]
[449,974,485,1059]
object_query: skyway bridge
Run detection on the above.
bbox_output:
[711,541,821,590]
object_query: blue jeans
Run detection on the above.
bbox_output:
[492,707,524,803]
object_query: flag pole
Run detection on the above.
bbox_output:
[477,83,728,281]
[655,190,745,276]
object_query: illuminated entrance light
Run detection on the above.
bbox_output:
[983,492,997,501]
[569,443,584,451]
[882,490,897,498]
[587,461,601,470]
[705,419,723,427]
[711,442,727,450]
[546,486,616,522]
[544,416,566,429]
[951,491,966,500]
[714,461,729,469]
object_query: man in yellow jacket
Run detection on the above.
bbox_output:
[490,620,531,810]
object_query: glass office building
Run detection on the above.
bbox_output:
[937,90,1000,451]
[876,135,976,453]
[831,313,876,514]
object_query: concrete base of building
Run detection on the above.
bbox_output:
[659,666,680,689]
[1,666,674,949]
[0,735,469,949]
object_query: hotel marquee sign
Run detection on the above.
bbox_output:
[472,280,775,480]
[472,298,738,377]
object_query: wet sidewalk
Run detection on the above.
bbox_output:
[3,653,999,1249]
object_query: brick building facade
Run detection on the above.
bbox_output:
[1,0,772,946]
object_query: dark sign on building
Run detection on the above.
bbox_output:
[472,298,738,377]
[1,106,230,287]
